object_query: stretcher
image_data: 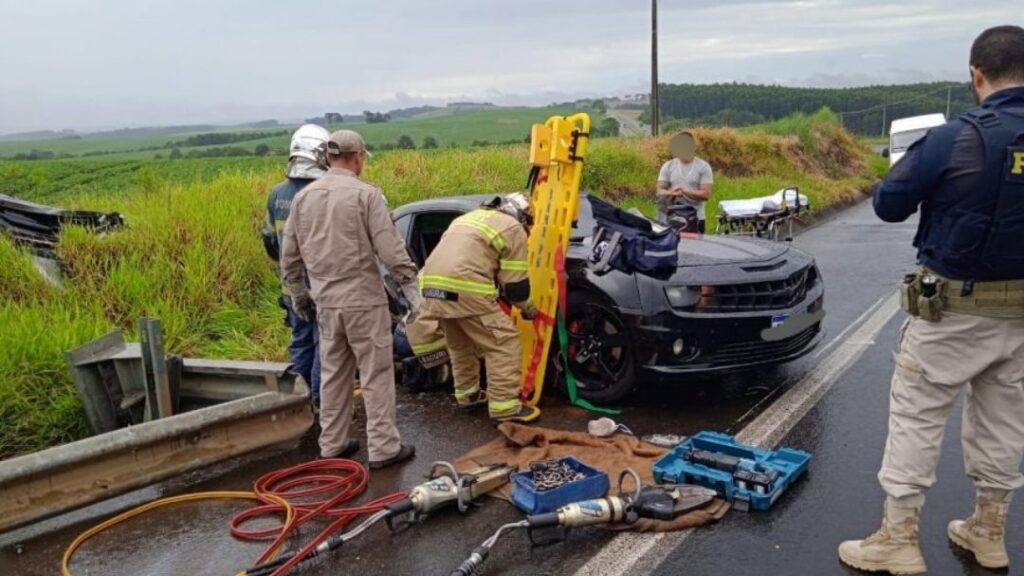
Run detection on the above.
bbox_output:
[715,187,809,242]
[515,113,589,407]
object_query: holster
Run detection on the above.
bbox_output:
[900,272,944,322]
[917,283,944,323]
[899,273,921,317]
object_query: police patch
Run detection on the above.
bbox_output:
[1008,146,1024,182]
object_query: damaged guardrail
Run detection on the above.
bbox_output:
[0,193,124,256]
[0,322,314,533]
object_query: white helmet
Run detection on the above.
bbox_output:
[289,124,330,163]
[496,192,534,228]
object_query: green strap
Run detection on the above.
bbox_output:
[556,309,620,415]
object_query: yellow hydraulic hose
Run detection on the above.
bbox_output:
[61,491,295,576]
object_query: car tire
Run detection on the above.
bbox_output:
[549,290,636,403]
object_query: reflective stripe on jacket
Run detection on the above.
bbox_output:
[420,208,530,318]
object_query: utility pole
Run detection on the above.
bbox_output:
[881,105,887,137]
[650,0,659,136]
[946,85,952,119]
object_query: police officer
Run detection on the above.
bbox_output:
[261,124,329,407]
[839,26,1024,574]
[418,194,540,423]
[280,129,421,469]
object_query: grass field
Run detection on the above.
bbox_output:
[0,106,600,160]
[0,110,884,458]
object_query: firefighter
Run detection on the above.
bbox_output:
[838,26,1024,574]
[261,124,329,407]
[281,129,421,469]
[418,194,540,423]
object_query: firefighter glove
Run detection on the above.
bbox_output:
[401,281,423,323]
[292,292,316,324]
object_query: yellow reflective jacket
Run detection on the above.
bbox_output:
[419,208,531,318]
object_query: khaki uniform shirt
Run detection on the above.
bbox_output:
[280,167,417,310]
[420,208,531,318]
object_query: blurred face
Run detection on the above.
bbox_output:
[670,132,697,162]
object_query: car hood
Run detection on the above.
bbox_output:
[676,234,788,267]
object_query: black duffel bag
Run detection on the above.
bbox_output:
[588,196,679,276]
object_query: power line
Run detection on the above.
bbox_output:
[837,83,967,117]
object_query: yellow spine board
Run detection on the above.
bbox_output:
[517,113,590,406]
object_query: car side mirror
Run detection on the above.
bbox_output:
[881,147,890,158]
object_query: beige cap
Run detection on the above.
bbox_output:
[326,129,372,156]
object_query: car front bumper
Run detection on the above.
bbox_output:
[627,292,825,376]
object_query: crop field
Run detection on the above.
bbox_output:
[0,106,599,160]
[0,111,886,458]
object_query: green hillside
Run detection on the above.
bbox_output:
[0,105,600,160]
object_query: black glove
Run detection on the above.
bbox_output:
[292,293,316,324]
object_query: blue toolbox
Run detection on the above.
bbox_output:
[651,431,811,512]
[510,457,610,515]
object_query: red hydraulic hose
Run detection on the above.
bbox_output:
[230,458,407,576]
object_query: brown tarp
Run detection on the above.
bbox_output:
[454,423,729,532]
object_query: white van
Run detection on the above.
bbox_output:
[885,113,947,166]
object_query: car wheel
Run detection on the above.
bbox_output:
[552,291,636,403]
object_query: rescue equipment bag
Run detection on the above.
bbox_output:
[588,196,679,276]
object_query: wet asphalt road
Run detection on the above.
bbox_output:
[2,198,1021,575]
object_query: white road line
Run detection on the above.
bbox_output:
[813,293,887,359]
[572,291,902,576]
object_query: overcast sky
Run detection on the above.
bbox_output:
[0,0,1009,133]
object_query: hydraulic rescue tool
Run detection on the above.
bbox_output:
[449,470,717,576]
[241,461,515,576]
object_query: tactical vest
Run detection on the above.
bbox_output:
[918,103,1024,281]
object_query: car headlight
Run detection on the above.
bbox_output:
[664,286,700,309]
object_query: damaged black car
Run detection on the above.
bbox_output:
[391,194,824,403]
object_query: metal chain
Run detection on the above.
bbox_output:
[529,459,586,491]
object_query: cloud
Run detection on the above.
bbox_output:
[0,0,1009,132]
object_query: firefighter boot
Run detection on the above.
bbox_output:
[491,405,541,424]
[838,500,926,575]
[947,491,1011,569]
[457,390,488,412]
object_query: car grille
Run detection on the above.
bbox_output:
[709,323,820,366]
[698,267,814,312]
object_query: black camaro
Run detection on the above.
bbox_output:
[391,194,825,403]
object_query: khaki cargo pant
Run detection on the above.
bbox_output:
[317,305,401,461]
[440,311,523,418]
[879,311,1024,507]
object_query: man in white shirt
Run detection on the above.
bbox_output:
[656,131,714,232]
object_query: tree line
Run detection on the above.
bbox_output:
[647,82,975,135]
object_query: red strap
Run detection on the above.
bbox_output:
[555,246,567,317]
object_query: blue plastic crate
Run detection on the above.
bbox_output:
[651,431,810,512]
[510,457,610,514]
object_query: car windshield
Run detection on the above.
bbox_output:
[891,128,930,153]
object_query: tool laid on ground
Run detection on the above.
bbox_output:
[240,461,515,576]
[449,469,717,576]
[511,456,609,514]
[63,459,511,576]
[63,458,398,576]
[652,431,811,512]
[529,459,587,491]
